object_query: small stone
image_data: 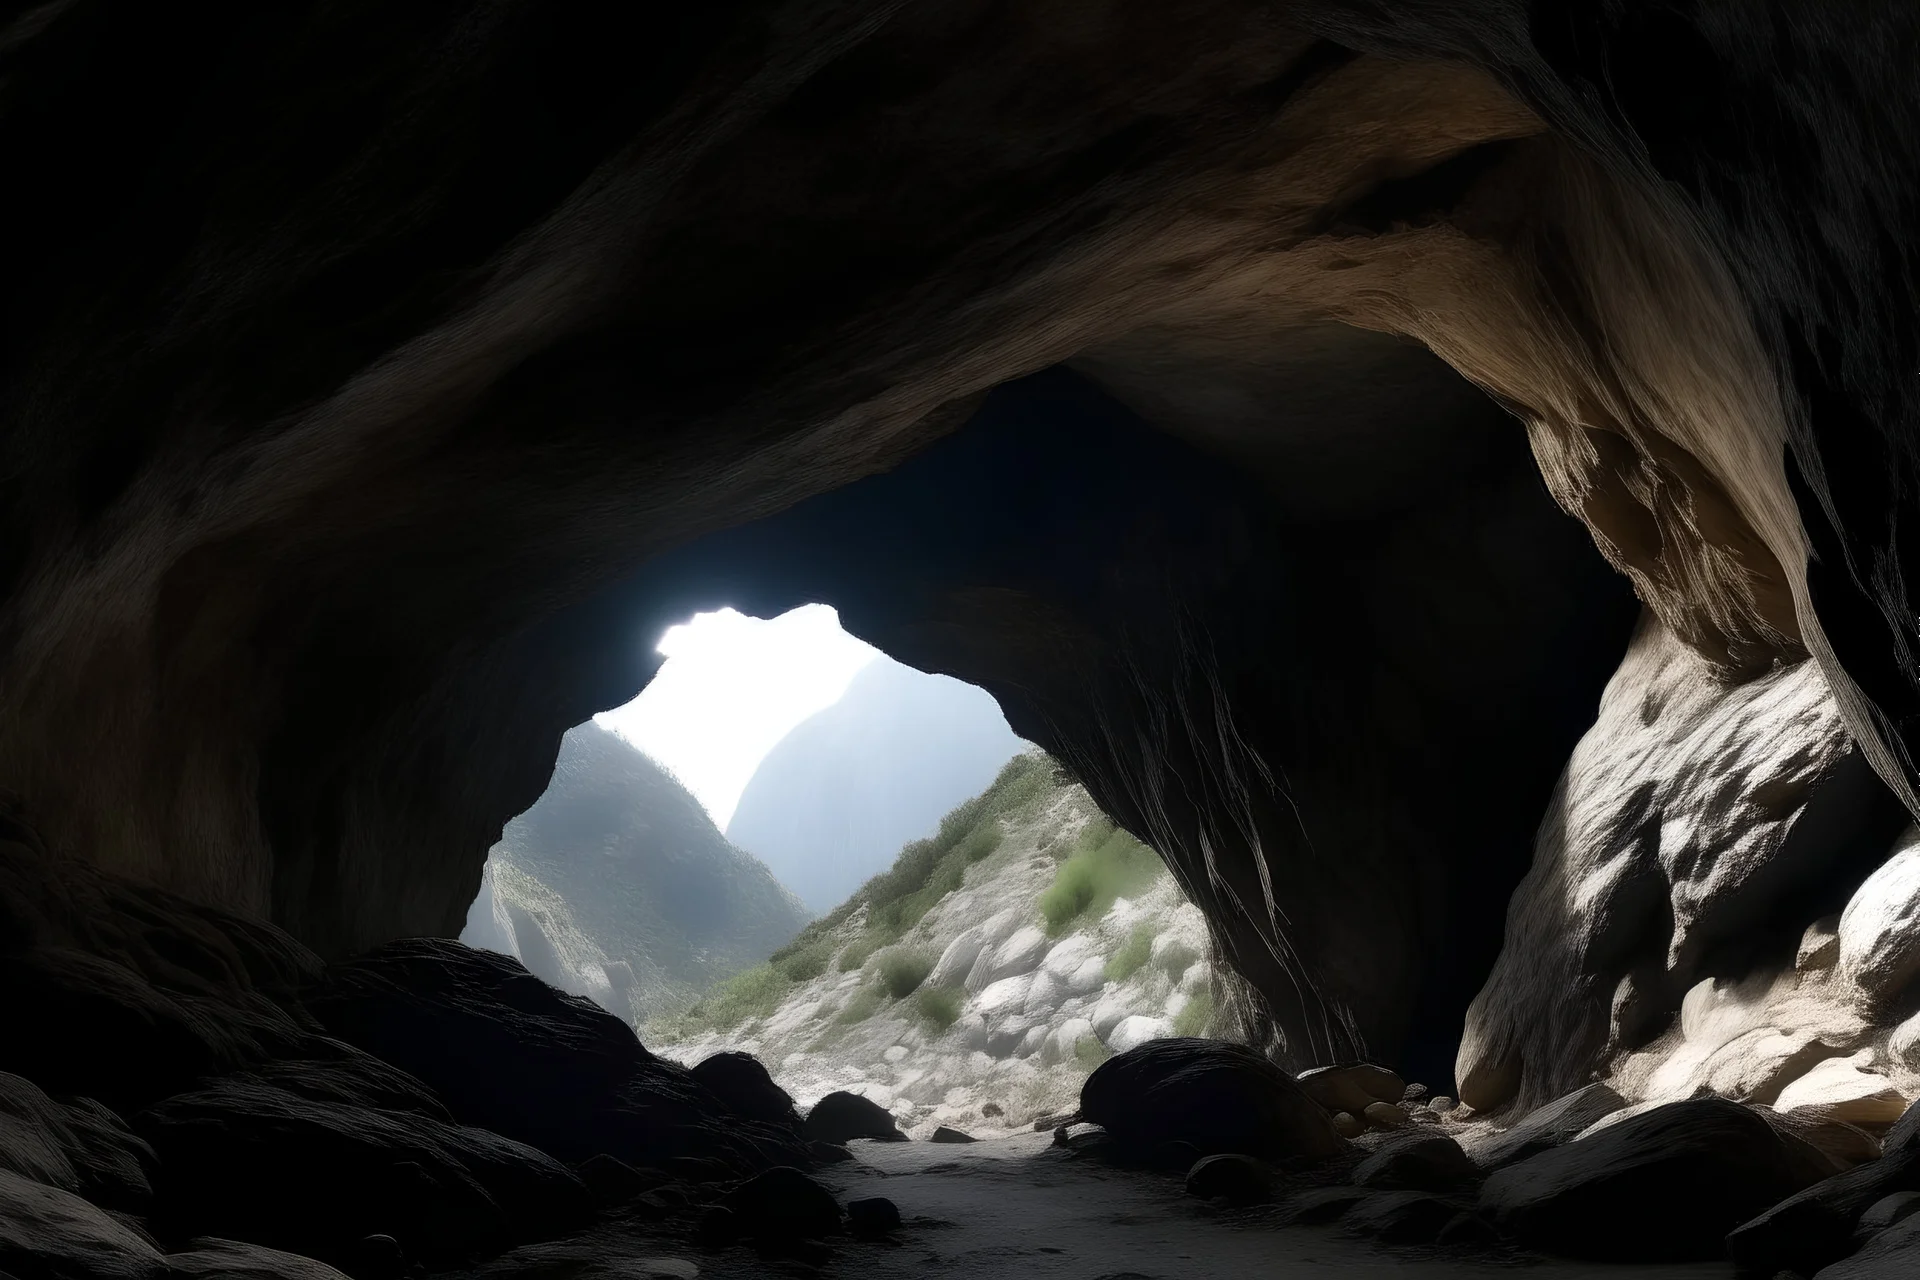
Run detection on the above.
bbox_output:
[1797,916,1841,971]
[847,1196,901,1238]
[1363,1101,1409,1130]
[930,1126,976,1143]
[720,1166,842,1240]
[1403,1083,1430,1103]
[1429,1096,1457,1113]
[1297,1063,1407,1114]
[1185,1154,1275,1206]
[1332,1112,1364,1139]
[980,1103,1004,1119]
[1353,1132,1479,1192]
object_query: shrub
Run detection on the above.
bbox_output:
[1105,922,1155,983]
[682,963,787,1032]
[1038,821,1164,936]
[1172,989,1215,1038]
[914,984,964,1031]
[1074,1036,1113,1068]
[877,948,934,999]
[956,821,1004,864]
[834,984,885,1025]
[776,938,834,983]
[838,937,878,973]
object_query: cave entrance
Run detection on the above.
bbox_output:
[460,600,1212,1136]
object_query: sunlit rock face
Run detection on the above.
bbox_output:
[1,1,1918,1110]
[1461,612,1916,1117]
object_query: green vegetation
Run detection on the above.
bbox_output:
[1074,1035,1113,1068]
[877,947,934,998]
[837,937,878,973]
[768,752,1059,968]
[775,937,835,983]
[1105,922,1155,983]
[914,984,964,1031]
[1038,818,1165,936]
[834,984,885,1025]
[1172,989,1215,1038]
[1154,940,1200,982]
[668,962,788,1038]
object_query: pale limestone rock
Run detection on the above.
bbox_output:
[1700,1027,1838,1102]
[883,1045,909,1064]
[1797,916,1841,972]
[1107,1014,1171,1054]
[1040,1018,1095,1067]
[1839,827,1920,1004]
[1015,1025,1048,1059]
[986,1016,1034,1057]
[1166,989,1190,1019]
[975,974,1031,1018]
[985,926,1051,983]
[1040,934,1098,981]
[928,927,987,990]
[949,1013,989,1054]
[1892,1011,1920,1069]
[1773,1051,1911,1127]
[1063,958,1109,998]
[1023,970,1061,1016]
[1090,990,1134,1040]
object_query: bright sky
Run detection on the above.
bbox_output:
[595,605,880,829]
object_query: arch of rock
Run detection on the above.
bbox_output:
[5,1,1920,1133]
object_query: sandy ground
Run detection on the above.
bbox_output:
[514,1131,1737,1279]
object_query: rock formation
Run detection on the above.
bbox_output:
[727,653,1024,913]
[460,723,810,1021]
[6,1,1920,1274]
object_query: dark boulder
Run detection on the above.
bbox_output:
[1184,1154,1275,1206]
[1275,1186,1367,1225]
[1079,1039,1344,1162]
[0,1166,163,1280]
[1728,1146,1920,1275]
[689,1053,797,1128]
[1458,1083,1626,1171]
[576,1154,667,1205]
[719,1166,842,1240]
[162,1237,354,1279]
[0,1073,155,1214]
[1815,1213,1920,1279]
[136,1075,591,1267]
[847,1196,902,1238]
[305,939,807,1172]
[1343,1191,1466,1244]
[1482,1098,1833,1260]
[803,1092,906,1144]
[1353,1131,1480,1193]
[929,1126,977,1144]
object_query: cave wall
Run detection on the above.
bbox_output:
[3,1,1920,1094]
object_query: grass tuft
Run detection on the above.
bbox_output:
[834,984,885,1026]
[877,947,934,999]
[1105,922,1155,983]
[1038,821,1164,936]
[1074,1036,1113,1068]
[1172,989,1214,1038]
[914,984,965,1031]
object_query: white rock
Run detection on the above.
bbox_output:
[1063,957,1110,998]
[987,1016,1035,1057]
[1166,990,1190,1019]
[1839,827,1920,1003]
[1774,1050,1912,1126]
[852,1082,895,1108]
[1041,934,1098,980]
[1894,1011,1920,1069]
[1023,970,1061,1016]
[1040,1017,1095,1067]
[928,927,988,990]
[949,1013,990,1054]
[975,974,1032,1018]
[1108,1014,1172,1054]
[1015,1025,1048,1058]
[1797,915,1841,972]
[883,1045,910,1064]
[986,926,1050,982]
[1090,991,1135,1040]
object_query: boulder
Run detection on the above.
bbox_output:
[1080,1039,1346,1161]
[719,1166,842,1240]
[1107,1015,1172,1055]
[1482,1098,1833,1260]
[930,1126,977,1143]
[1458,1083,1626,1170]
[689,1052,798,1127]
[1353,1132,1480,1192]
[136,1076,592,1266]
[1838,827,1920,1004]
[1893,1012,1920,1072]
[0,1073,156,1213]
[803,1091,906,1144]
[1185,1154,1274,1206]
[846,1197,901,1238]
[163,1238,354,1279]
[1296,1064,1407,1115]
[1362,1101,1409,1130]
[927,929,987,991]
[1815,1212,1920,1279]
[1040,1018,1096,1067]
[1859,1191,1920,1237]
[1015,1025,1048,1058]
[0,1166,163,1280]
[305,939,807,1172]
[1062,958,1110,998]
[986,1016,1036,1057]
[1089,991,1135,1041]
[1342,1191,1464,1245]
[1775,1052,1912,1128]
[1799,917,1842,971]
[976,927,1050,989]
[974,974,1032,1018]
[1022,970,1061,1016]
[1041,935,1099,981]
[1727,1145,1920,1274]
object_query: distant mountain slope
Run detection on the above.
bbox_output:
[725,655,1026,913]
[462,722,811,1021]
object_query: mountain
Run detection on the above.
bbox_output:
[462,722,811,1021]
[725,655,1027,913]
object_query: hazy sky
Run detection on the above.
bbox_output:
[595,605,880,829]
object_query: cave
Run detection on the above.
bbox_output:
[6,2,1920,1277]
